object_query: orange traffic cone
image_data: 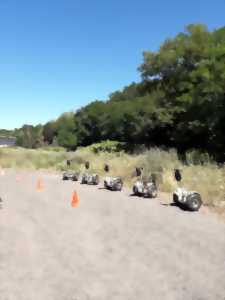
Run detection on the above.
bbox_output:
[16,175,22,182]
[71,191,79,208]
[37,178,44,191]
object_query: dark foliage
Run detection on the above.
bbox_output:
[15,24,225,160]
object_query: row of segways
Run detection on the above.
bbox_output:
[63,162,123,190]
[63,161,100,185]
[62,162,202,211]
[63,162,158,197]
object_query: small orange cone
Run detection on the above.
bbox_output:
[37,178,44,191]
[71,191,79,208]
[16,175,22,182]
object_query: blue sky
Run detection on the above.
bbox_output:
[0,0,224,129]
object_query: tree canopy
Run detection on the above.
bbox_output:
[15,24,225,160]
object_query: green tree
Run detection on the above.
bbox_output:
[14,24,225,160]
[57,129,77,150]
[16,124,43,148]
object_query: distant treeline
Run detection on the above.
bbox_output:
[14,24,225,160]
[0,129,15,138]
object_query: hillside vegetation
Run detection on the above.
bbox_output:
[13,24,225,161]
[0,129,15,139]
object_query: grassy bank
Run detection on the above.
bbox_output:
[0,146,224,210]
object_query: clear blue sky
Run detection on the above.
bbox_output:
[0,0,224,129]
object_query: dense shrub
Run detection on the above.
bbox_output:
[88,140,125,153]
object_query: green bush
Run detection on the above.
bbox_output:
[88,140,125,153]
[41,146,66,152]
[186,149,212,165]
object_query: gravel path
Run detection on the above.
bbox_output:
[0,170,225,300]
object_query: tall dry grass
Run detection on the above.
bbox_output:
[0,146,224,208]
[0,147,68,170]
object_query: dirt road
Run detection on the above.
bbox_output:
[0,170,225,300]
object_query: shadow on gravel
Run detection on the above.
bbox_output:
[129,193,144,198]
[161,203,177,207]
[98,187,124,192]
[129,193,156,199]
[161,202,193,212]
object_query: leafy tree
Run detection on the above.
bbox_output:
[57,129,77,150]
[16,125,43,148]
[139,24,225,158]
[14,24,225,160]
[55,112,77,149]
[75,101,106,146]
[43,121,57,144]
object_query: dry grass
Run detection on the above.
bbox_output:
[0,147,68,170]
[0,146,224,209]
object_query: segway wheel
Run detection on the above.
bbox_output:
[133,186,138,195]
[186,193,202,211]
[150,189,157,198]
